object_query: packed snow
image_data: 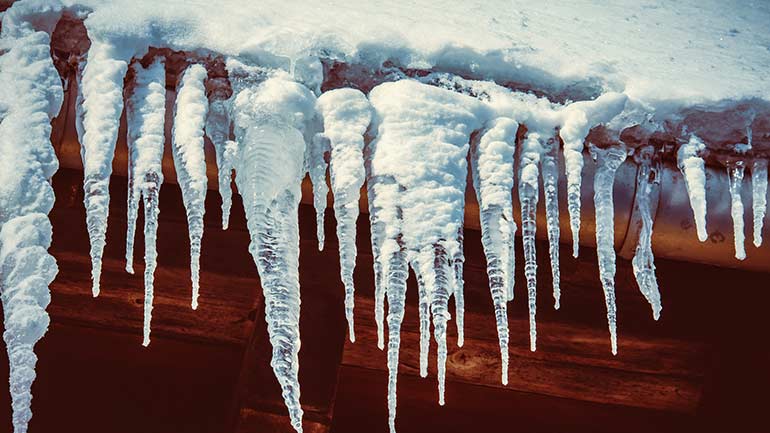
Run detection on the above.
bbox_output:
[1,1,770,433]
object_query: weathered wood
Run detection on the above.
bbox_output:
[330,365,694,433]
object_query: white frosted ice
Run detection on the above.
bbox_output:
[230,69,316,433]
[589,144,628,355]
[75,38,130,297]
[172,63,209,312]
[470,117,518,383]
[677,136,708,242]
[316,88,372,342]
[727,162,746,260]
[631,147,661,320]
[751,159,767,248]
[124,57,166,346]
[0,3,64,431]
[368,79,483,423]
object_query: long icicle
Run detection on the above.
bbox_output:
[317,88,372,342]
[541,134,561,309]
[383,240,408,433]
[308,133,329,250]
[172,63,209,311]
[230,72,316,433]
[590,143,628,355]
[677,136,708,242]
[411,260,430,377]
[519,131,543,352]
[205,76,235,229]
[727,161,746,260]
[0,6,64,430]
[631,146,662,320]
[76,39,129,297]
[470,117,518,384]
[124,57,166,346]
[751,159,768,247]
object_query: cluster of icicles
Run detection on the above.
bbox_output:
[1,9,769,433]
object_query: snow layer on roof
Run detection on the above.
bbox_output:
[58,0,770,106]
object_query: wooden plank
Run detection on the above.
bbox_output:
[330,365,693,433]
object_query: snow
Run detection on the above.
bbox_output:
[125,57,167,346]
[171,63,209,312]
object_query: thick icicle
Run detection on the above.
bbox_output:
[726,161,746,260]
[368,80,483,412]
[172,63,209,311]
[677,136,708,242]
[751,159,767,247]
[559,93,627,257]
[205,76,236,229]
[76,39,130,296]
[631,147,661,320]
[307,133,329,250]
[589,144,628,355]
[230,72,316,433]
[519,131,543,352]
[124,58,166,346]
[470,117,518,383]
[0,5,64,431]
[316,88,372,342]
[541,135,561,309]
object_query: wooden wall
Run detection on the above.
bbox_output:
[0,168,768,433]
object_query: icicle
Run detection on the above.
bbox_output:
[76,40,130,297]
[230,71,316,433]
[559,93,627,258]
[0,6,64,431]
[411,261,430,377]
[205,78,236,230]
[677,136,708,242]
[751,159,767,247]
[541,134,561,309]
[307,133,329,250]
[368,80,483,412]
[470,117,518,383]
[382,240,408,433]
[589,143,628,355]
[726,161,746,260]
[316,88,373,342]
[519,131,543,352]
[631,147,661,320]
[452,230,465,347]
[125,58,167,346]
[172,63,209,312]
